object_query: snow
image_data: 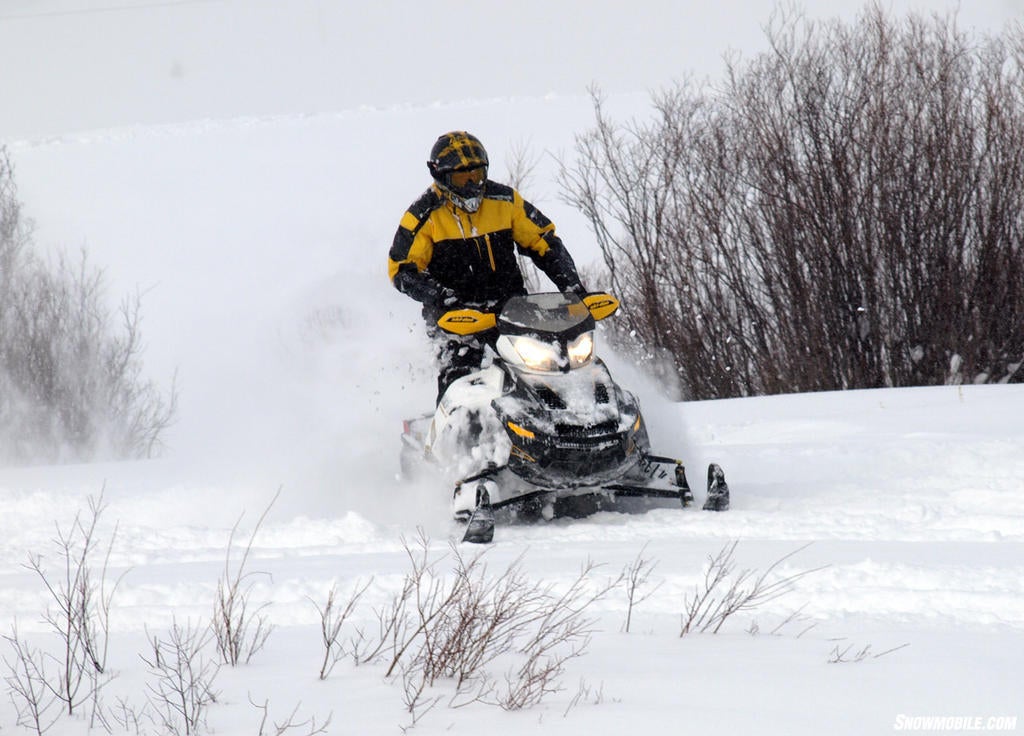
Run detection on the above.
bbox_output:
[2,1,1023,734]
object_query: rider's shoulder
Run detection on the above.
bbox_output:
[483,181,514,203]
[406,186,445,220]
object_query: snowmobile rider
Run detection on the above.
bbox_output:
[388,130,587,403]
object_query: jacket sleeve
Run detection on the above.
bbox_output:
[388,193,443,305]
[510,191,585,294]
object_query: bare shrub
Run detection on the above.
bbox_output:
[679,541,822,636]
[562,678,609,718]
[212,491,278,666]
[250,697,331,736]
[110,696,153,735]
[747,604,817,639]
[33,492,122,677]
[827,640,910,664]
[141,619,220,736]
[346,530,456,674]
[561,8,1024,398]
[495,558,614,711]
[2,492,122,732]
[621,543,662,633]
[0,146,176,463]
[3,625,61,735]
[353,531,618,722]
[310,578,372,680]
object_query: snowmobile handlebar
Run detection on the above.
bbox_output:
[436,292,620,336]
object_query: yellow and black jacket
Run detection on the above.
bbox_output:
[388,181,583,312]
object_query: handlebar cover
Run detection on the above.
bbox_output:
[435,292,620,336]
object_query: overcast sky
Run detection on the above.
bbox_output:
[1,0,1020,139]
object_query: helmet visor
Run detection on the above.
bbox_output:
[449,167,486,188]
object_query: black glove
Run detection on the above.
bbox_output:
[565,283,588,300]
[436,287,460,308]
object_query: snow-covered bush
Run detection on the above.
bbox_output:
[561,7,1024,398]
[0,148,176,463]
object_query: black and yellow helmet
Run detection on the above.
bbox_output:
[427,131,489,212]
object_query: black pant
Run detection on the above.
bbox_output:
[431,330,496,405]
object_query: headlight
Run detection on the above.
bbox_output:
[510,335,561,372]
[567,331,594,368]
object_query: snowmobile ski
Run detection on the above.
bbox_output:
[462,483,495,544]
[703,463,730,511]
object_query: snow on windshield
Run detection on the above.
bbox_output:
[499,293,591,332]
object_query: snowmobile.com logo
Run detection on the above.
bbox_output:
[894,715,1018,731]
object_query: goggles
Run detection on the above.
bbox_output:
[449,167,487,187]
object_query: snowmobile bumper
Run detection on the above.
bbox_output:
[452,453,694,521]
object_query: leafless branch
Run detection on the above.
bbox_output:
[1,154,176,463]
[560,10,1024,398]
[562,678,607,718]
[13,490,123,723]
[141,619,220,736]
[358,531,621,722]
[310,577,372,680]
[3,624,61,735]
[250,696,332,736]
[212,489,279,666]
[680,541,824,636]
[621,543,662,633]
[828,640,910,663]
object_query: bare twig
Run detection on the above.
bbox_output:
[680,541,824,636]
[109,696,152,735]
[310,577,372,680]
[562,678,607,718]
[498,559,622,711]
[828,641,910,663]
[621,543,662,633]
[362,531,621,721]
[250,696,332,736]
[212,489,279,666]
[10,490,123,725]
[3,624,61,735]
[749,604,818,638]
[141,619,220,736]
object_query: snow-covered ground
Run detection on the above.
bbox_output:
[2,1,1023,734]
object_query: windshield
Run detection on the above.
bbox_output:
[499,293,592,333]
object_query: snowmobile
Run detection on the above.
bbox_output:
[400,291,730,543]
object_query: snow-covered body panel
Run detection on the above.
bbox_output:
[423,365,511,482]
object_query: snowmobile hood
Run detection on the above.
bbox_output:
[497,293,595,342]
[494,360,633,435]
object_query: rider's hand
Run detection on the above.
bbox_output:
[565,283,589,300]
[436,287,460,308]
